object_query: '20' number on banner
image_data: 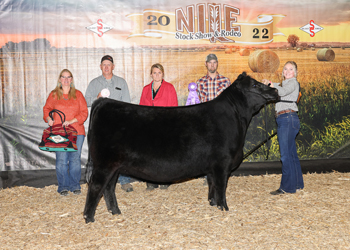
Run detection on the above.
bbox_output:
[147,15,170,26]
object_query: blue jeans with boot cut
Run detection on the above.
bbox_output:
[55,135,85,193]
[276,112,304,193]
[119,175,131,185]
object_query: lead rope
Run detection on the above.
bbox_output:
[243,104,277,160]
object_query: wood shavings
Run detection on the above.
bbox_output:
[1,172,350,249]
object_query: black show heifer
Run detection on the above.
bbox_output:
[84,72,278,223]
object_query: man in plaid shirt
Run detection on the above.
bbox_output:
[196,54,231,102]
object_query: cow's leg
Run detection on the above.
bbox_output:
[207,174,218,206]
[83,168,114,223]
[85,158,93,184]
[103,170,121,215]
[212,167,230,211]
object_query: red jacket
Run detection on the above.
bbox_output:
[139,80,178,107]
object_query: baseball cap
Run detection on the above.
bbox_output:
[101,55,114,64]
[206,54,218,62]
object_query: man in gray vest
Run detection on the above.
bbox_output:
[85,55,133,192]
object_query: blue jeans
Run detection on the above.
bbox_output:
[119,175,131,185]
[276,112,304,193]
[55,135,85,193]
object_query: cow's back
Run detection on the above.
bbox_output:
[89,98,241,182]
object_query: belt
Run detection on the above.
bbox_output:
[275,109,296,118]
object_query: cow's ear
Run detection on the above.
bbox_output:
[237,72,247,81]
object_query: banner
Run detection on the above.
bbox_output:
[127,7,285,44]
[0,0,350,172]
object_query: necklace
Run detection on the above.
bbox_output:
[63,94,69,100]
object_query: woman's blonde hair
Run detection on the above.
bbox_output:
[52,69,76,100]
[282,61,298,80]
[150,63,165,78]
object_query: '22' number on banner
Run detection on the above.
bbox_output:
[147,15,170,26]
[253,28,269,39]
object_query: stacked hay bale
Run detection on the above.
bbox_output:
[225,48,232,54]
[239,48,250,56]
[317,48,335,61]
[248,50,280,73]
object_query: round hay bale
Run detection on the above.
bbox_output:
[317,48,335,61]
[311,47,315,51]
[239,48,250,56]
[297,47,303,52]
[225,48,232,54]
[248,50,280,73]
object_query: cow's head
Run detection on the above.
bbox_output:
[234,72,278,101]
[232,72,279,112]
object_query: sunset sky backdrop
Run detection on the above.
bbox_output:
[0,0,349,48]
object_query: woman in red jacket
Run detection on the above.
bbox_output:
[139,63,178,107]
[43,69,88,196]
[139,63,178,190]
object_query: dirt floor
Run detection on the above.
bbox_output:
[1,171,350,249]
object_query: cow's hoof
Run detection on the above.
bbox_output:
[217,205,229,211]
[209,198,217,206]
[84,215,95,223]
[109,208,121,215]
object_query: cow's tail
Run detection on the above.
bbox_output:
[85,98,105,184]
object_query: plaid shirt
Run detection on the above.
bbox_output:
[196,73,231,102]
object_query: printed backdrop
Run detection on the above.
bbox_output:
[1,0,350,171]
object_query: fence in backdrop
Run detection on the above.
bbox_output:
[1,0,350,172]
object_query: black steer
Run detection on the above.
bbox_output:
[83,72,278,223]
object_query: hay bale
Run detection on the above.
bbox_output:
[297,47,303,52]
[317,48,335,61]
[239,48,250,56]
[225,48,232,54]
[248,50,280,73]
[311,47,315,51]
